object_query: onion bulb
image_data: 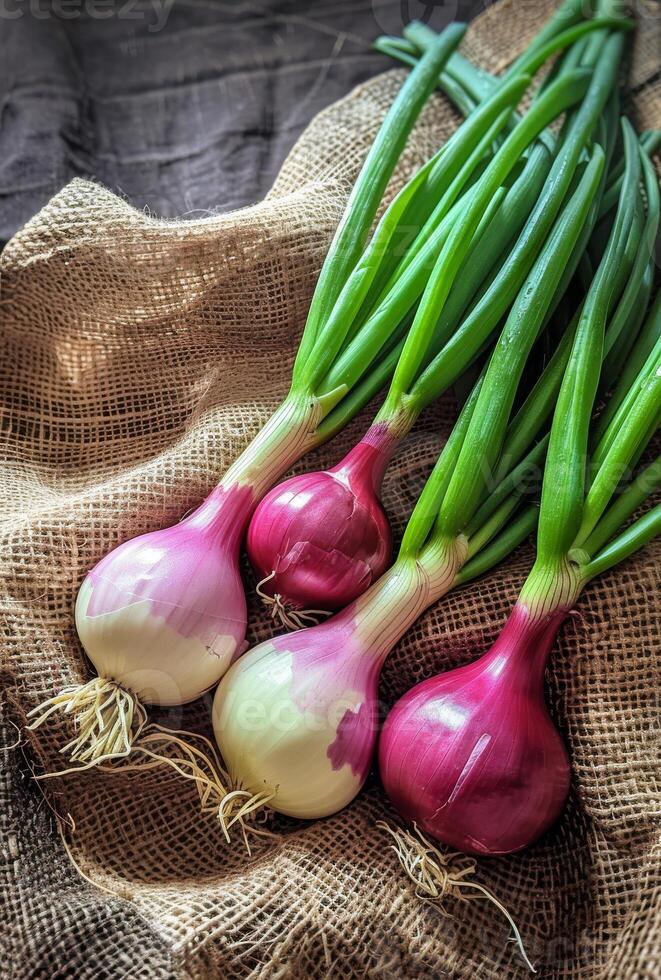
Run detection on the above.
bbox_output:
[28,395,324,769]
[213,542,465,819]
[246,423,396,627]
[378,599,573,855]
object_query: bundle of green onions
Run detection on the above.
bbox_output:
[27,1,624,772]
[245,2,634,624]
[27,24,473,770]
[211,93,634,821]
[212,2,659,843]
[379,115,661,862]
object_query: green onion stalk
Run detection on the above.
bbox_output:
[246,14,633,623]
[374,0,632,123]
[378,118,661,863]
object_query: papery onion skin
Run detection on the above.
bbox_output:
[75,483,253,706]
[246,422,397,611]
[378,602,572,856]
[213,543,465,818]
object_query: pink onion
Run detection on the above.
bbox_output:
[378,601,571,855]
[213,544,467,818]
[27,394,327,768]
[75,482,253,707]
[246,423,396,620]
[213,561,415,818]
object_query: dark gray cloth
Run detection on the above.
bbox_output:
[0,0,483,246]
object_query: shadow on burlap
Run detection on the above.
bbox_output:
[1,1,659,976]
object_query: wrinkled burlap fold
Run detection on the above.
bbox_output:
[2,1,660,977]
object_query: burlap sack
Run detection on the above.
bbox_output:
[2,1,660,976]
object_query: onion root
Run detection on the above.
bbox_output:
[26,678,274,851]
[256,571,333,631]
[378,821,535,973]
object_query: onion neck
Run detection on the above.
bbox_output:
[519,554,586,620]
[184,483,255,552]
[340,534,468,668]
[186,390,323,543]
[481,603,569,694]
[329,418,405,495]
[485,555,587,691]
[222,389,324,496]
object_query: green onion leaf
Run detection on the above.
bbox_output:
[437,144,604,540]
[536,119,640,562]
[292,21,467,384]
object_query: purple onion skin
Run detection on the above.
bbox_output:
[246,423,396,611]
[379,602,572,856]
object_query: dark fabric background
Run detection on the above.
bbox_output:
[0,0,485,247]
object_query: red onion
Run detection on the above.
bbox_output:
[246,422,396,623]
[379,601,572,856]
